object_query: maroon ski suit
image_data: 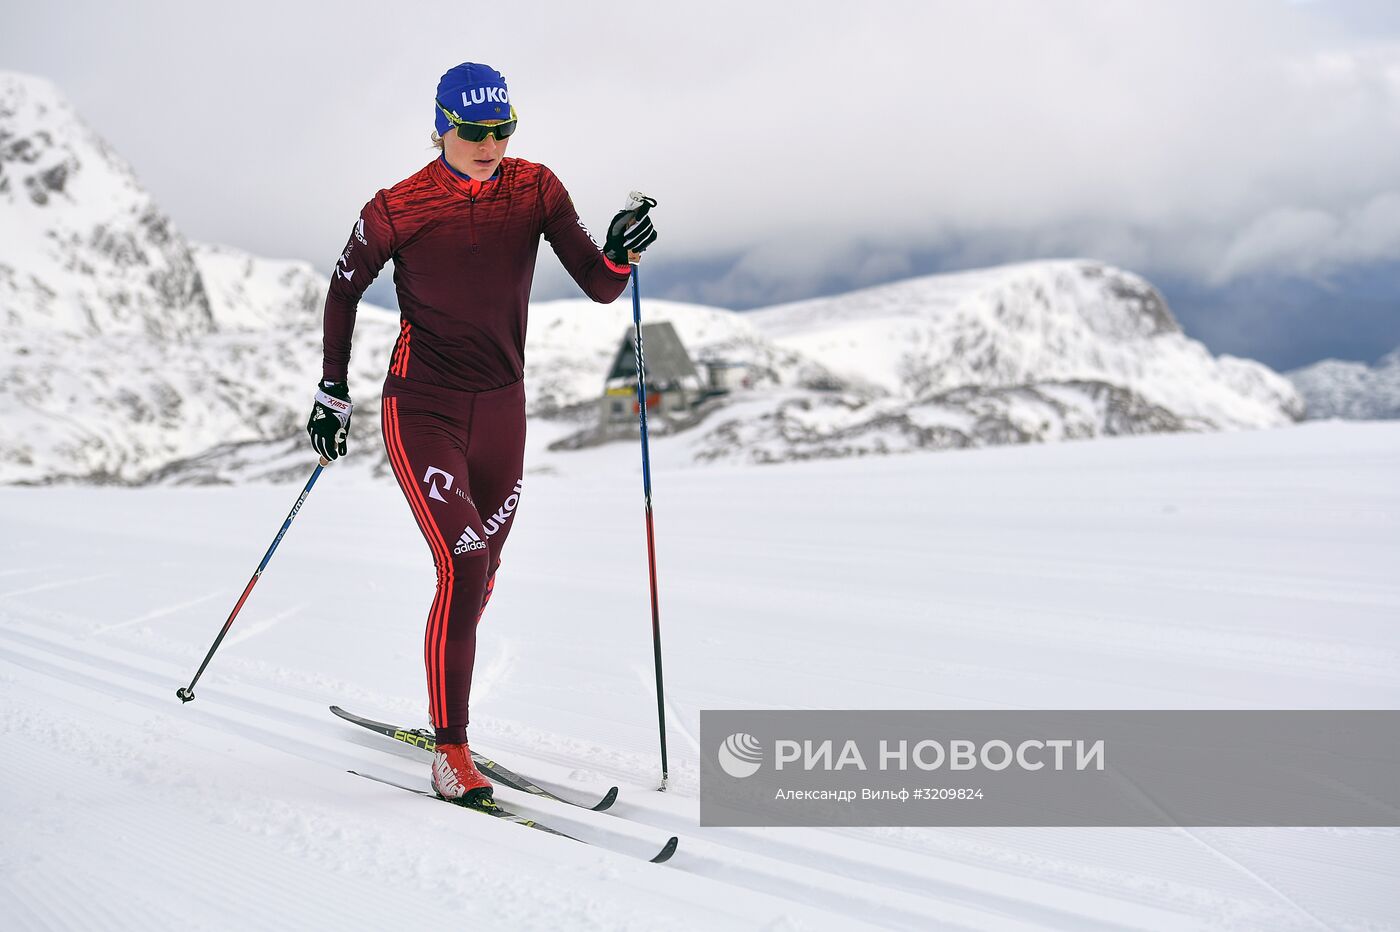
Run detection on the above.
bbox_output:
[321,155,630,743]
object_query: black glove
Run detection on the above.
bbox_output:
[603,194,658,264]
[306,380,353,461]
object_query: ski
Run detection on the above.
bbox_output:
[348,769,678,864]
[330,705,619,812]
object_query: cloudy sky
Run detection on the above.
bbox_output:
[5,0,1399,369]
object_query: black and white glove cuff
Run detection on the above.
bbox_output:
[314,389,354,425]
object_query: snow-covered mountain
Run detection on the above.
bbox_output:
[0,240,398,485]
[1,69,1303,483]
[525,264,1297,465]
[0,72,210,340]
[1288,348,1400,420]
[0,70,396,485]
[524,262,1302,466]
[721,262,1302,460]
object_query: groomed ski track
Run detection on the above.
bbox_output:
[2,421,1398,931]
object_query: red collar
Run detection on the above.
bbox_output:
[431,156,504,199]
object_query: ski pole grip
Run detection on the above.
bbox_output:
[623,191,657,215]
[319,456,330,467]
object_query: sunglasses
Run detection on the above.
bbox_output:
[435,100,518,142]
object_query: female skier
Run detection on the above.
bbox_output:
[305,62,658,807]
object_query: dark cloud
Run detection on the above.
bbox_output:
[1157,265,1400,371]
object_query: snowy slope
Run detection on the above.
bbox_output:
[525,265,1305,467]
[0,241,398,486]
[0,71,210,340]
[0,69,399,485]
[747,261,1301,429]
[1,421,1397,930]
[1288,347,1400,420]
[642,261,1306,466]
[193,241,329,332]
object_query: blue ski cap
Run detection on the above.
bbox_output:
[435,63,511,135]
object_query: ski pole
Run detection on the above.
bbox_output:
[624,196,669,790]
[176,456,329,703]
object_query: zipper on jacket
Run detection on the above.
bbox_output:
[468,195,479,254]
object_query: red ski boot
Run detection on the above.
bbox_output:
[431,742,494,809]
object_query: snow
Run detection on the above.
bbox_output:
[746,260,1303,429]
[5,68,1397,928]
[0,237,399,486]
[0,70,210,341]
[1288,347,1400,420]
[3,420,1398,930]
